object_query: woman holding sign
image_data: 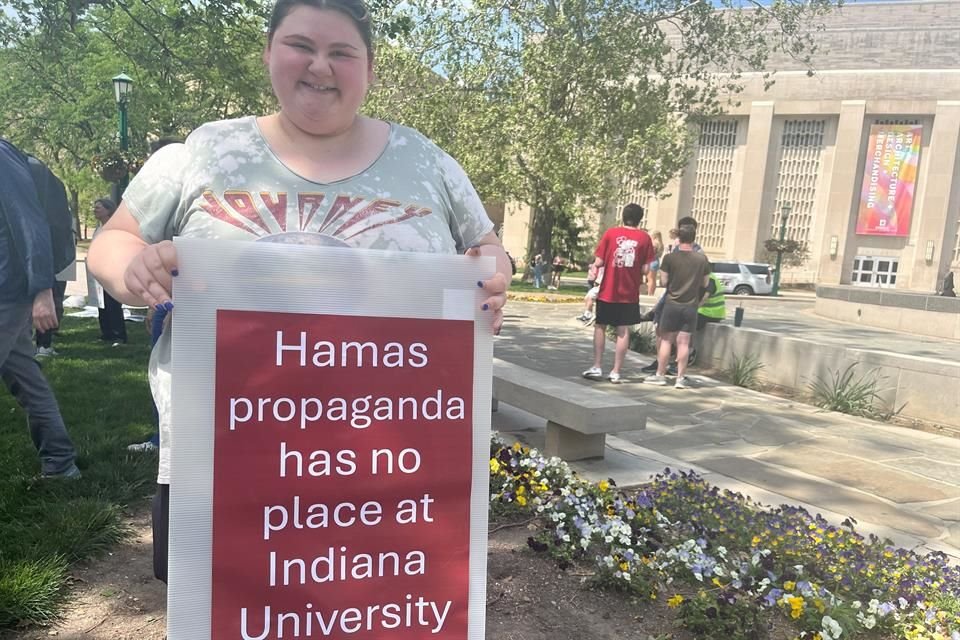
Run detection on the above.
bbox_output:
[88,0,511,584]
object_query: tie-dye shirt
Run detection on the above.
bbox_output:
[126,116,493,252]
[124,116,494,483]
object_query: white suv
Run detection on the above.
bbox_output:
[711,261,773,296]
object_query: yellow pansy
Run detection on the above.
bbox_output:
[667,594,684,608]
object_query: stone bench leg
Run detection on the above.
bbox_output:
[545,421,606,461]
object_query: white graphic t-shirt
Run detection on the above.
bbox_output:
[124,116,494,483]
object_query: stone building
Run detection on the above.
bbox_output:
[501,0,960,291]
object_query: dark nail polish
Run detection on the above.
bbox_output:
[482,304,489,311]
[163,301,174,311]
[171,269,179,277]
[477,281,484,288]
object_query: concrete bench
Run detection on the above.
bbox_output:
[492,358,647,461]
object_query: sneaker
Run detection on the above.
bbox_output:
[35,347,57,358]
[575,313,589,322]
[640,360,658,374]
[688,348,698,366]
[127,440,159,453]
[667,362,678,376]
[675,376,690,389]
[644,375,668,386]
[608,372,622,384]
[582,367,603,380]
[41,463,82,480]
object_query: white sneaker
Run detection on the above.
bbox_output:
[35,347,57,357]
[127,441,158,453]
[675,376,690,389]
[582,367,603,380]
[644,374,668,386]
[608,372,622,384]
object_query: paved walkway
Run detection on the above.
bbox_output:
[493,300,960,560]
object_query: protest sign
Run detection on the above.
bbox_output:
[166,238,493,640]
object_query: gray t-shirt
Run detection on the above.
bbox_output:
[124,116,494,483]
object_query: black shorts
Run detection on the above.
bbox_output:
[659,302,699,333]
[152,483,169,584]
[595,300,641,327]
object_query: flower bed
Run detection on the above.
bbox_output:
[489,437,960,640]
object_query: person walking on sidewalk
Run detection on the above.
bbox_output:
[644,223,711,389]
[0,139,80,479]
[92,198,128,345]
[582,203,654,383]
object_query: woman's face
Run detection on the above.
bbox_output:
[264,6,373,136]
[93,202,111,223]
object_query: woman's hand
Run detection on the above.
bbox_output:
[466,241,510,335]
[123,240,179,310]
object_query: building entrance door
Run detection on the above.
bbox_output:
[851,255,899,288]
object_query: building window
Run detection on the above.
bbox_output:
[770,119,825,250]
[852,255,899,288]
[689,120,739,251]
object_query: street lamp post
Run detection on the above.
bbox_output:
[771,202,792,297]
[112,73,133,198]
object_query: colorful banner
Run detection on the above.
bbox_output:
[855,124,922,236]
[166,238,494,640]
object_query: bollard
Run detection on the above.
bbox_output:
[734,307,745,327]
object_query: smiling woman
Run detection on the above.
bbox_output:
[86,0,512,590]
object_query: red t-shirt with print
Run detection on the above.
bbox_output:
[595,226,654,304]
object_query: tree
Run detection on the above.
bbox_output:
[385,0,836,261]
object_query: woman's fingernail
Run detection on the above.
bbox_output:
[482,303,489,311]
[163,301,175,311]
[171,269,179,277]
[477,281,484,288]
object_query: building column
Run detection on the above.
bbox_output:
[905,101,960,291]
[727,102,774,260]
[816,100,866,285]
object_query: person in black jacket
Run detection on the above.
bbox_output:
[0,138,79,478]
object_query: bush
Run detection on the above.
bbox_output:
[724,352,765,389]
[808,364,903,421]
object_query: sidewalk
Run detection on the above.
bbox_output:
[493,301,960,560]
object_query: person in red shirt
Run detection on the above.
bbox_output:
[582,203,655,383]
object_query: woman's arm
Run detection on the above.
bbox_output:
[465,231,511,335]
[87,204,178,309]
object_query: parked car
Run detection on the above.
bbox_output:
[711,260,773,295]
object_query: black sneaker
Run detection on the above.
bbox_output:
[667,362,678,376]
[640,360,658,373]
[688,348,698,366]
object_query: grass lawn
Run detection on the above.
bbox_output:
[509,278,588,296]
[0,317,157,628]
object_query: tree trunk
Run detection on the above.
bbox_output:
[525,203,556,266]
[70,187,83,240]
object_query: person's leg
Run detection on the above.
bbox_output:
[647,268,657,296]
[592,324,606,369]
[657,331,676,376]
[104,292,127,343]
[152,484,170,583]
[676,331,692,378]
[611,325,630,376]
[0,304,77,475]
[97,305,110,341]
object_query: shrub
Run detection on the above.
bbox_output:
[724,352,764,389]
[808,363,903,421]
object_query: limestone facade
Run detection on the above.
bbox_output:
[500,0,960,290]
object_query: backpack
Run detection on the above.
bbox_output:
[26,156,76,274]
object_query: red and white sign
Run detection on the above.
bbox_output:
[166,238,493,640]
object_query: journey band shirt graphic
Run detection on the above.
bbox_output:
[123,116,495,483]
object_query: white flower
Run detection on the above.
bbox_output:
[821,615,843,639]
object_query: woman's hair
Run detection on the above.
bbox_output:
[267,0,373,55]
[94,198,117,214]
[668,228,679,239]
[651,230,663,252]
